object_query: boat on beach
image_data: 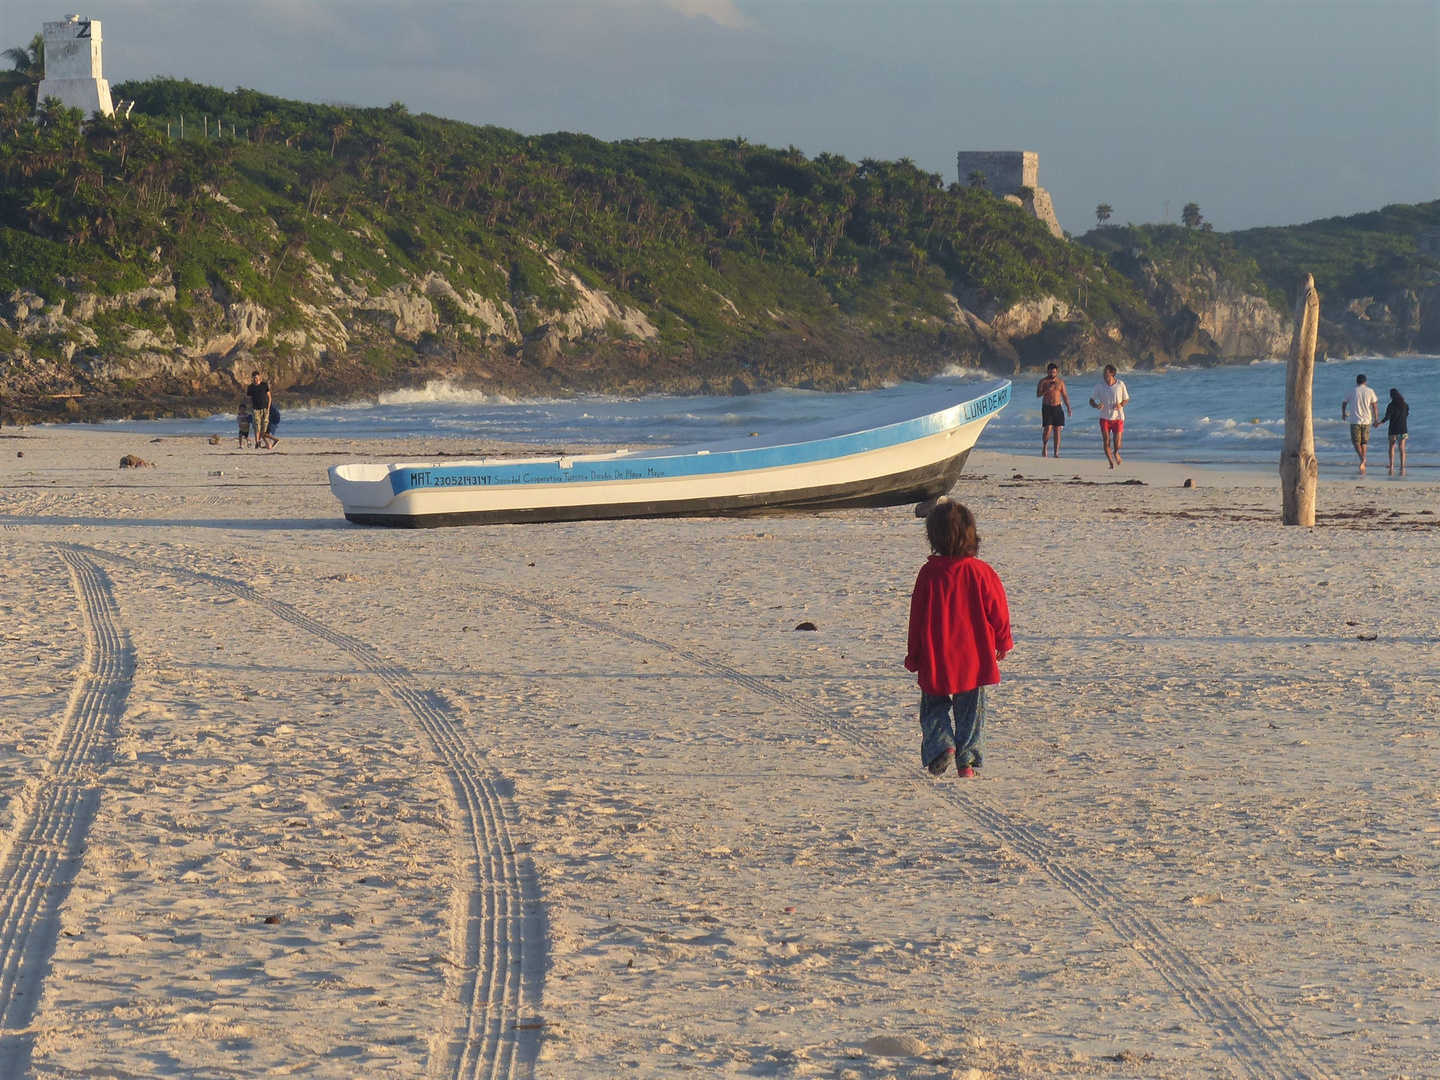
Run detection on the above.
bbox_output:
[328,380,1011,527]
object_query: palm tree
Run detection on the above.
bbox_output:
[1182,202,1204,229]
[1095,203,1113,226]
[967,170,987,190]
[0,34,44,107]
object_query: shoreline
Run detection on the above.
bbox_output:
[5,421,1433,492]
[969,449,1439,488]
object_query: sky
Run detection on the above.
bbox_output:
[4,0,1438,233]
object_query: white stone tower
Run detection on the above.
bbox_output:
[37,15,114,118]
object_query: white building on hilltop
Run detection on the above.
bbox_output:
[37,15,114,118]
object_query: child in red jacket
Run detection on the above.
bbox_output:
[905,501,1013,777]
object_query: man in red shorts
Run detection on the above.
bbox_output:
[1088,364,1130,468]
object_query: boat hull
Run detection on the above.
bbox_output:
[345,449,971,527]
[330,380,1009,528]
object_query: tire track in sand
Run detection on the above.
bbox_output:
[0,549,134,1077]
[492,587,1337,1080]
[68,545,542,1080]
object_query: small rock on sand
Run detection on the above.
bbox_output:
[118,455,153,469]
[208,434,222,445]
[794,622,818,632]
[861,1034,929,1058]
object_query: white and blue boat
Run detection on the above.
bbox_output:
[329,380,1011,527]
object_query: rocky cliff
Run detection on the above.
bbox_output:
[0,242,673,418]
[1120,251,1290,364]
[1080,226,1293,367]
[1311,274,1440,357]
[0,252,1145,419]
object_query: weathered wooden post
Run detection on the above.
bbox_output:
[1281,273,1319,526]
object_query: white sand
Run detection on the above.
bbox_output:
[0,428,1436,1079]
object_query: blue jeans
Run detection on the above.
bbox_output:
[919,688,986,770]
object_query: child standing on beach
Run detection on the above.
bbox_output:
[237,402,251,448]
[905,501,1013,778]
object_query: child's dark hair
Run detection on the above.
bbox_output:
[925,500,979,558]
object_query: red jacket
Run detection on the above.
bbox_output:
[905,555,1013,695]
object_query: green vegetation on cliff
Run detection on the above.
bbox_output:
[1081,204,1440,359]
[0,77,1155,419]
[1081,223,1280,307]
[1229,201,1440,302]
[1083,203,1440,315]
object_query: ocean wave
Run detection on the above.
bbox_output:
[1204,425,1280,441]
[932,364,985,380]
[376,381,519,406]
[1197,416,1281,428]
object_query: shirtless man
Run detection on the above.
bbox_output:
[1088,364,1130,468]
[1036,363,1072,457]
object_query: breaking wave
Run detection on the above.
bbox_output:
[377,381,519,406]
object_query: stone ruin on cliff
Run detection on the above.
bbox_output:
[956,150,1064,240]
[37,15,114,118]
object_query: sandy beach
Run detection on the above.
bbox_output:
[0,427,1436,1079]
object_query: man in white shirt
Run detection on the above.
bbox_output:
[1341,373,1380,472]
[1088,364,1130,468]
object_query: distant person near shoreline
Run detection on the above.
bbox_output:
[905,501,1013,779]
[1036,363,1072,458]
[247,371,276,450]
[1088,364,1130,468]
[1380,388,1409,475]
[1342,373,1379,472]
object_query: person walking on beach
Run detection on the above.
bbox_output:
[1088,364,1129,468]
[1036,363,1072,457]
[905,501,1013,779]
[237,401,251,448]
[1341,373,1379,472]
[1380,387,1409,475]
[246,371,276,450]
